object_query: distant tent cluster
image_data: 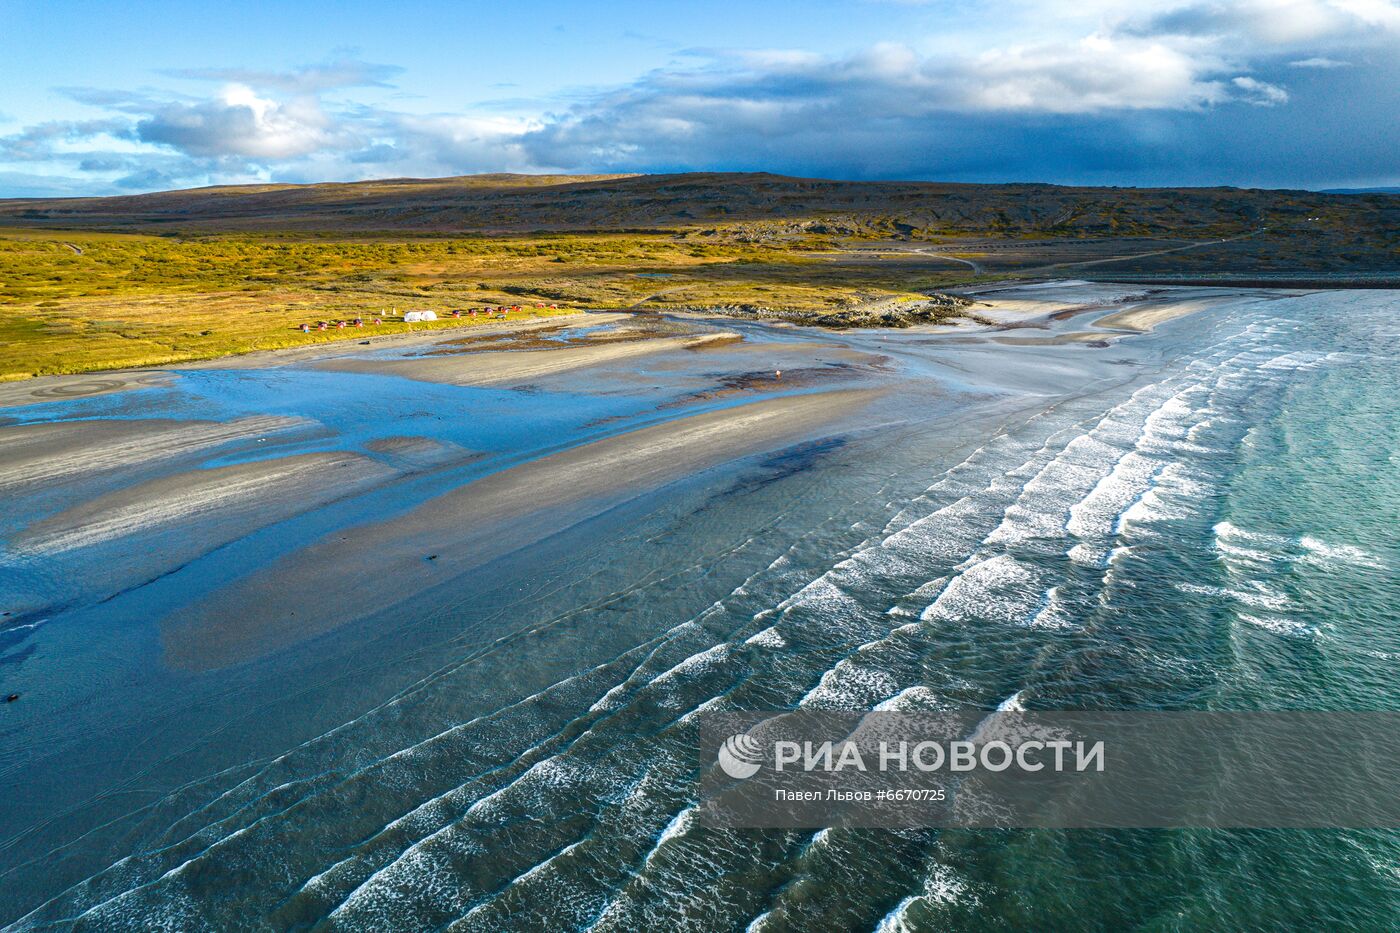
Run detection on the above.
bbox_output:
[402,310,437,323]
[300,316,381,332]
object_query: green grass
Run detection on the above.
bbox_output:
[5,175,1393,378]
[0,229,971,378]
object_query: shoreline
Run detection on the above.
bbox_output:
[0,280,1323,418]
[160,387,885,670]
[311,328,739,386]
[944,281,1300,343]
[0,279,1335,398]
[0,308,589,386]
[0,312,609,406]
[6,282,1388,928]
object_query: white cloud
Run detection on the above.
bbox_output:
[1231,75,1291,104]
[1331,0,1400,30]
[379,113,544,173]
[3,3,1399,194]
[959,35,1231,112]
[1289,55,1352,66]
[134,84,339,159]
[1129,0,1400,45]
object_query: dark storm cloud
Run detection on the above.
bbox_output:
[512,45,1398,186]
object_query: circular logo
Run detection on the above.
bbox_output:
[717,732,764,779]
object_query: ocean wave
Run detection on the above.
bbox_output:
[1029,586,1075,630]
[1237,613,1314,638]
[996,690,1027,712]
[800,659,900,709]
[1215,522,1387,574]
[1299,536,1386,570]
[920,555,1040,626]
[743,626,785,648]
[874,686,949,711]
[874,862,977,932]
[1213,521,1290,563]
[1178,581,1296,612]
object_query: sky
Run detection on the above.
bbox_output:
[2,0,1398,196]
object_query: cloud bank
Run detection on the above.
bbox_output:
[4,1,1398,195]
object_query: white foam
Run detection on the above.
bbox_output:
[1213,520,1289,570]
[1299,536,1385,570]
[1215,524,1387,575]
[1214,521,1289,548]
[647,643,730,687]
[744,626,786,648]
[984,434,1123,546]
[745,909,776,933]
[875,896,920,933]
[644,808,694,867]
[1179,581,1295,612]
[800,661,899,709]
[1238,613,1314,638]
[1029,586,1074,630]
[920,555,1039,625]
[996,690,1026,712]
[874,863,975,931]
[1067,543,1101,567]
[874,686,949,711]
[1068,452,1161,543]
[1231,582,1295,612]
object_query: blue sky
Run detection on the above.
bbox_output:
[3,0,1398,195]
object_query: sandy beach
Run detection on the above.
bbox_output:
[1093,295,1241,332]
[160,387,882,670]
[313,329,739,386]
[13,451,398,554]
[0,371,174,409]
[0,415,308,491]
[955,281,1298,343]
[0,285,1218,642]
[178,311,623,372]
[1,307,898,675]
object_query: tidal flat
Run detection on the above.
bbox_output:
[2,284,1398,930]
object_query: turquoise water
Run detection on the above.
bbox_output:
[1,291,1398,929]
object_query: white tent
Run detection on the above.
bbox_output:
[403,310,437,322]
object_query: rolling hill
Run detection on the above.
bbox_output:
[2,172,1397,247]
[1,172,1396,379]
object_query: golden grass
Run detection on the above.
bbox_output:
[0,229,965,378]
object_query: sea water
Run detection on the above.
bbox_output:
[1,290,1397,930]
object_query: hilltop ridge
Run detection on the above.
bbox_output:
[3,172,1396,248]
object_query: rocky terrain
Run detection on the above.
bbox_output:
[691,292,975,328]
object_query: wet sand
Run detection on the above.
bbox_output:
[0,314,625,411]
[1092,298,1221,332]
[1,311,877,644]
[312,330,738,386]
[0,371,172,409]
[955,281,1286,344]
[160,387,883,670]
[0,415,307,491]
[14,451,397,555]
[181,312,622,371]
